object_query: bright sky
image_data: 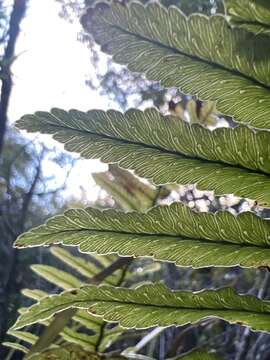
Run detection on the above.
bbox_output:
[9,0,108,203]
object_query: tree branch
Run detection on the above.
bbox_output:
[0,147,42,343]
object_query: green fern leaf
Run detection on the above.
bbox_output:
[16,252,126,354]
[7,330,38,345]
[16,108,270,205]
[22,287,103,332]
[22,289,48,301]
[31,265,81,290]
[14,203,270,268]
[11,283,270,333]
[2,342,29,354]
[49,248,123,287]
[21,287,102,332]
[28,344,125,359]
[81,1,270,129]
[17,289,119,354]
[60,327,97,351]
[50,247,98,279]
[225,0,270,35]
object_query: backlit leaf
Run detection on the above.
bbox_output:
[225,0,270,35]
[14,202,270,268]
[16,108,270,205]
[81,1,270,129]
[11,283,270,333]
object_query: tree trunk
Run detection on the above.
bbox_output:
[0,0,28,154]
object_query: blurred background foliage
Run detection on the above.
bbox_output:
[1,0,270,359]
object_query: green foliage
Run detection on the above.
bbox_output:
[31,264,81,289]
[10,0,270,358]
[14,202,270,268]
[16,108,270,205]
[5,249,129,356]
[225,0,270,35]
[27,344,125,359]
[81,1,270,129]
[2,342,29,354]
[11,283,270,333]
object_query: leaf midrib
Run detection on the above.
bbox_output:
[30,116,270,178]
[21,296,270,325]
[20,228,270,250]
[108,19,270,92]
[231,19,270,30]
